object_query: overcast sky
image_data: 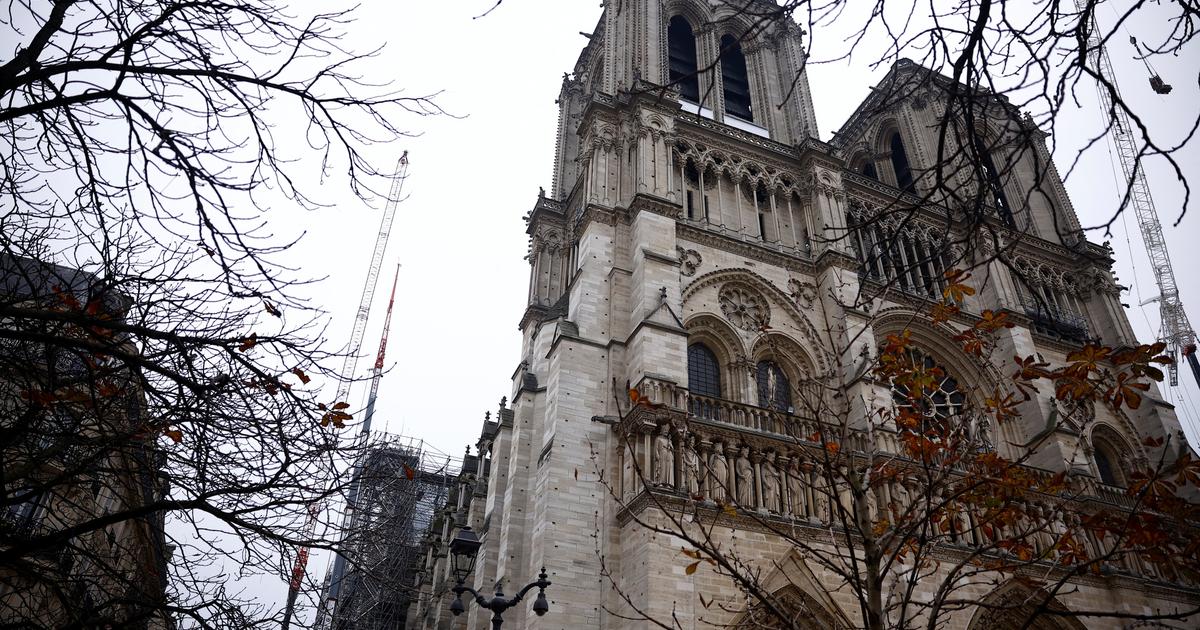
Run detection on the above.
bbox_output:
[275,0,1200,617]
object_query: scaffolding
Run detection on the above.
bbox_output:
[319,434,460,629]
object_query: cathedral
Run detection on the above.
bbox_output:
[404,1,1200,628]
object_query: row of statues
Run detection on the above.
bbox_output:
[624,421,1192,584]
[635,423,843,522]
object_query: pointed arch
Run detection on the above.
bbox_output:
[719,33,753,121]
[667,15,700,102]
[966,580,1088,630]
[682,268,831,374]
[1089,423,1136,487]
[734,550,852,629]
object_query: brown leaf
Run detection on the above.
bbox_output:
[163,428,183,444]
[332,401,350,410]
[404,465,415,480]
[292,368,311,384]
[238,333,258,352]
[264,301,282,317]
[685,561,700,575]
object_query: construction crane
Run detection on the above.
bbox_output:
[334,151,410,411]
[319,262,402,623]
[362,263,401,434]
[1076,2,1199,388]
[280,153,408,630]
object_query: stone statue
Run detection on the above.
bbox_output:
[812,471,830,524]
[735,446,755,507]
[681,434,701,497]
[890,480,910,522]
[786,458,807,518]
[760,454,781,513]
[652,424,674,487]
[864,486,879,524]
[622,439,635,498]
[708,444,729,504]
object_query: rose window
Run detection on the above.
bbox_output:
[719,285,769,331]
[891,351,966,421]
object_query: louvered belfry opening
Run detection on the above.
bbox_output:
[668,17,700,103]
[720,34,753,120]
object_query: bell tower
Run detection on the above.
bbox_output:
[477,3,833,629]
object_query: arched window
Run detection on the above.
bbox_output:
[668,17,700,103]
[720,34,753,121]
[972,132,1014,227]
[1091,434,1127,487]
[688,343,722,398]
[889,131,916,193]
[756,360,791,412]
[1094,448,1119,486]
[891,351,966,421]
[861,161,878,180]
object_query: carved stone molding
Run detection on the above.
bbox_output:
[676,247,702,277]
[787,278,818,310]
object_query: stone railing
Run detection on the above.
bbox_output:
[634,377,870,452]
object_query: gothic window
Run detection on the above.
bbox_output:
[1094,447,1120,487]
[668,17,700,103]
[755,182,774,241]
[1090,431,1128,487]
[891,351,966,422]
[889,131,916,193]
[972,131,1015,227]
[688,343,722,398]
[720,34,753,121]
[1,488,45,537]
[851,153,878,181]
[757,360,792,412]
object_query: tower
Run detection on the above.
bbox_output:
[446,2,1200,629]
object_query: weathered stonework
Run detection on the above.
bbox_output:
[407,2,1200,628]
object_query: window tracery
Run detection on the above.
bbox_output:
[687,343,722,398]
[719,284,769,331]
[891,350,967,422]
[756,360,791,412]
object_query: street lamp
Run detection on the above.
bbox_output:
[447,526,551,628]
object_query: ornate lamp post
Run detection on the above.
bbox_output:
[447,527,551,629]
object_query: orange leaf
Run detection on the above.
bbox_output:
[163,428,183,444]
[629,388,641,404]
[685,561,700,575]
[404,465,415,480]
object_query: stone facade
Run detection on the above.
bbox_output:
[0,255,172,628]
[410,2,1200,628]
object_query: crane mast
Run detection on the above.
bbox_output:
[362,264,400,435]
[334,152,409,407]
[1076,2,1197,386]
[280,154,408,629]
